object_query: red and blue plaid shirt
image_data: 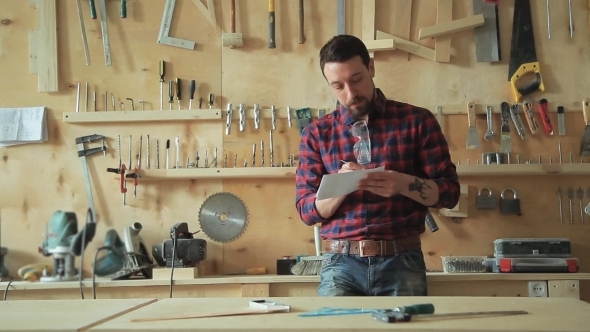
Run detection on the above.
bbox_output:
[295,88,460,240]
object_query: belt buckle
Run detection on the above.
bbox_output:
[358,240,382,257]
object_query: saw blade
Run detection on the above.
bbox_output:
[198,192,248,243]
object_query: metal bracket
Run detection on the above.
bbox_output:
[239,103,245,131]
[254,104,260,129]
[157,0,196,49]
[226,103,233,135]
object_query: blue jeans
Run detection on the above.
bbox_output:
[317,248,428,296]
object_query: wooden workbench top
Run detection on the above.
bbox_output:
[1,272,588,291]
[0,298,156,332]
[89,296,589,332]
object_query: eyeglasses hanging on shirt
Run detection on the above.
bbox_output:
[351,120,371,165]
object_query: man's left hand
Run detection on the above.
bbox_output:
[358,171,405,197]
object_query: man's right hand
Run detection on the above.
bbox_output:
[339,162,365,173]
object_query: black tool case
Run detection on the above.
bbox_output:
[493,238,571,258]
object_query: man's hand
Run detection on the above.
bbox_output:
[358,170,405,197]
[339,161,365,173]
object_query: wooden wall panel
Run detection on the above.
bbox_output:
[0,0,589,300]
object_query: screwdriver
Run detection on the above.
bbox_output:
[176,78,181,110]
[189,80,196,110]
[120,0,127,18]
[168,81,174,110]
[159,60,165,110]
[392,303,434,315]
[89,0,97,19]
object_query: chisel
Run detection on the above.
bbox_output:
[176,78,182,110]
[189,80,196,110]
[268,0,276,48]
[159,61,165,110]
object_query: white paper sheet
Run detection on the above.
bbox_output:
[0,107,48,147]
[316,166,385,200]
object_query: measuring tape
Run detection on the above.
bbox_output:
[158,0,196,49]
[336,0,346,35]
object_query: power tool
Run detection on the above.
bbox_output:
[94,222,154,279]
[38,209,96,282]
[152,222,207,268]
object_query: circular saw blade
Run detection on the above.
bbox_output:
[198,192,248,243]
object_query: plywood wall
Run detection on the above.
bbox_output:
[1,0,590,299]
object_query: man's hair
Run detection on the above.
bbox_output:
[319,35,371,76]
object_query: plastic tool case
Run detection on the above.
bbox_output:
[493,238,571,258]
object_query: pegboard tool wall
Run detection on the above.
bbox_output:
[0,0,589,300]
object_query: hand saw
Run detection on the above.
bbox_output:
[508,0,544,102]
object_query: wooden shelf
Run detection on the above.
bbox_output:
[115,164,588,181]
[125,166,297,180]
[456,163,589,176]
[62,109,222,123]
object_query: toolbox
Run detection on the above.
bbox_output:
[493,238,571,258]
[489,257,579,273]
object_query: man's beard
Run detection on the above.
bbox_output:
[347,98,371,119]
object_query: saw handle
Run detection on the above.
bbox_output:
[509,62,545,102]
[268,0,276,49]
[537,99,553,135]
[230,0,236,33]
[583,98,590,124]
[467,102,476,128]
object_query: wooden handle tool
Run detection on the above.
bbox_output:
[298,0,305,44]
[268,0,276,48]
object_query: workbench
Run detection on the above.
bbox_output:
[1,273,588,301]
[0,298,156,332]
[87,296,589,332]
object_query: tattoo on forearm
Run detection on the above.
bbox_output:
[408,178,432,200]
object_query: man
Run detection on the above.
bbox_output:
[295,34,460,297]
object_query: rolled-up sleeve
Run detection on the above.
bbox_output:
[295,126,326,226]
[417,110,461,209]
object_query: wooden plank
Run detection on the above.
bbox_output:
[89,297,590,331]
[62,109,222,123]
[362,39,396,52]
[120,167,298,180]
[548,280,580,299]
[361,0,375,58]
[376,30,435,61]
[392,0,412,60]
[28,0,58,93]
[419,14,485,40]
[0,298,156,331]
[435,0,452,62]
[241,283,270,297]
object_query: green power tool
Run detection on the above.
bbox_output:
[39,209,96,282]
[94,222,153,280]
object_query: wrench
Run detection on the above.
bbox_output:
[484,106,495,141]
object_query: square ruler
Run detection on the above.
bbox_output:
[158,0,196,49]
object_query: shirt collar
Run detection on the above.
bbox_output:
[340,88,387,126]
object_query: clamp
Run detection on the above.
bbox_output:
[106,164,128,205]
[76,134,107,222]
[125,168,141,198]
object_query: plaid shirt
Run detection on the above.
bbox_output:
[295,88,460,240]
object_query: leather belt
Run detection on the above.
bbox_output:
[323,235,421,257]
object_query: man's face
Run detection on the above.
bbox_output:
[323,56,375,119]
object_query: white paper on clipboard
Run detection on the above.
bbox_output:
[316,166,385,200]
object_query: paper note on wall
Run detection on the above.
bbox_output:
[316,166,385,200]
[0,107,48,147]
